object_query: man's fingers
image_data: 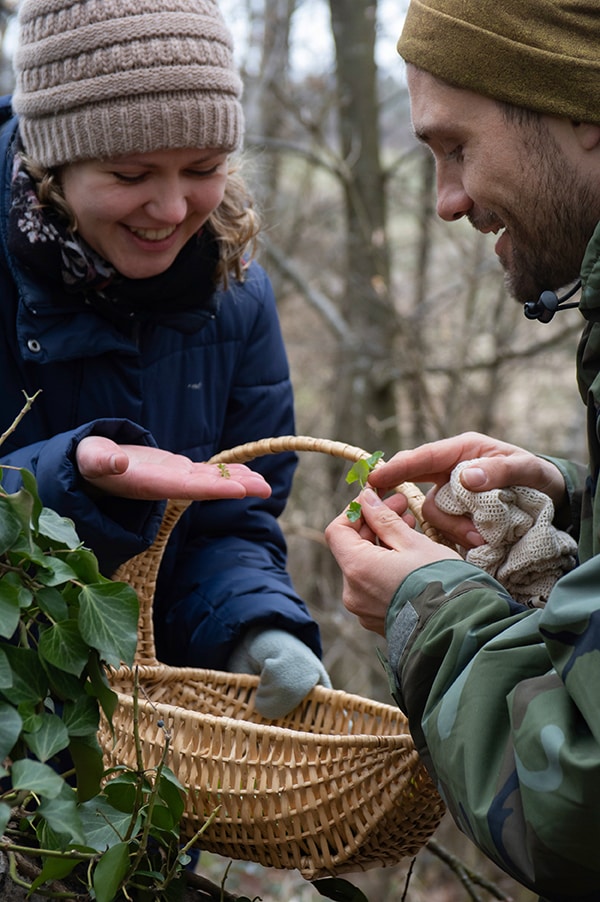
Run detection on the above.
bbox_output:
[422,487,484,549]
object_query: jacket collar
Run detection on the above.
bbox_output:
[578,220,600,321]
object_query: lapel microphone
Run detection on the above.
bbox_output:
[523,281,582,323]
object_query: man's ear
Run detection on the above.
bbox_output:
[572,121,600,151]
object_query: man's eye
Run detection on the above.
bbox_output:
[445,145,464,163]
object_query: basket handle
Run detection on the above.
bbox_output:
[112,435,439,667]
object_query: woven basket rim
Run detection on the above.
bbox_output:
[110,688,418,748]
[109,667,415,747]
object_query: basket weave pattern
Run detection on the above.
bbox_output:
[100,436,445,879]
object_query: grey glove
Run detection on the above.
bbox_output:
[228,628,332,719]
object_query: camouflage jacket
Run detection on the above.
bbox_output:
[385,222,600,902]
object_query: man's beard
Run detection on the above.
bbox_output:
[474,124,598,305]
[503,166,595,304]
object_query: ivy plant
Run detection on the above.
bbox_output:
[0,397,197,900]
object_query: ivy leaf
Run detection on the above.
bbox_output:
[150,802,177,831]
[0,496,23,553]
[2,486,36,537]
[79,795,140,851]
[38,619,90,676]
[92,840,131,902]
[23,712,69,762]
[18,468,43,526]
[312,877,369,901]
[0,701,22,760]
[346,501,363,523]
[44,660,88,702]
[78,583,139,668]
[69,735,104,802]
[0,645,48,704]
[0,577,21,639]
[65,547,102,584]
[345,452,384,521]
[30,856,79,894]
[86,650,118,725]
[0,648,12,689]
[37,507,83,550]
[62,695,100,738]
[157,767,186,822]
[36,555,79,588]
[20,706,43,733]
[103,772,141,814]
[35,586,69,622]
[0,801,11,836]
[38,781,86,846]
[346,458,370,487]
[11,758,66,799]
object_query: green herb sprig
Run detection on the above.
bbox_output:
[345,451,384,522]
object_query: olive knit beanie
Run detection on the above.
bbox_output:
[397,0,600,126]
[12,0,245,168]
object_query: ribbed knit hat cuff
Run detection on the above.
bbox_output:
[398,0,600,126]
[18,97,244,168]
[13,0,245,167]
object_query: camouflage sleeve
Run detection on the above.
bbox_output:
[539,454,588,537]
[385,558,600,900]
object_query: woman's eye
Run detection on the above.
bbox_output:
[189,165,221,178]
[112,172,145,183]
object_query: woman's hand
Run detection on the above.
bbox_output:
[368,432,566,550]
[325,489,462,635]
[76,437,271,501]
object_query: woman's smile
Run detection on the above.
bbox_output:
[60,147,229,279]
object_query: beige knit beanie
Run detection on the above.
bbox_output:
[12,0,245,168]
[398,0,600,126]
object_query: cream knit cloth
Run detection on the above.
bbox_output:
[435,459,578,606]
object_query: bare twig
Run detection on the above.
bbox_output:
[427,838,514,901]
[0,390,41,449]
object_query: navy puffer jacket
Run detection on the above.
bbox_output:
[0,97,321,670]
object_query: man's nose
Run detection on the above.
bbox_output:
[436,169,472,222]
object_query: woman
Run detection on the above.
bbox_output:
[0,0,329,718]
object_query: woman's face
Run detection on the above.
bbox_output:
[60,147,229,279]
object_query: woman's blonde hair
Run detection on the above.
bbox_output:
[19,154,261,288]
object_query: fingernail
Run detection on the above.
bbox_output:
[462,467,487,489]
[363,488,382,507]
[466,530,485,547]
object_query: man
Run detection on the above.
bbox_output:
[325,2,600,900]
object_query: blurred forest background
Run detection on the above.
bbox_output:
[0,1,585,899]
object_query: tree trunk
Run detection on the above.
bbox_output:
[328,0,401,462]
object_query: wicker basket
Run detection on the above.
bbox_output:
[100,436,445,880]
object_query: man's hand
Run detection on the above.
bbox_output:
[325,489,462,635]
[368,432,566,550]
[76,436,271,501]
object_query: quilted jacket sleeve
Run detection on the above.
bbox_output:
[0,418,165,575]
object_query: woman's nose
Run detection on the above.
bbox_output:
[144,182,188,223]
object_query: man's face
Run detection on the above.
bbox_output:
[406,65,596,303]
